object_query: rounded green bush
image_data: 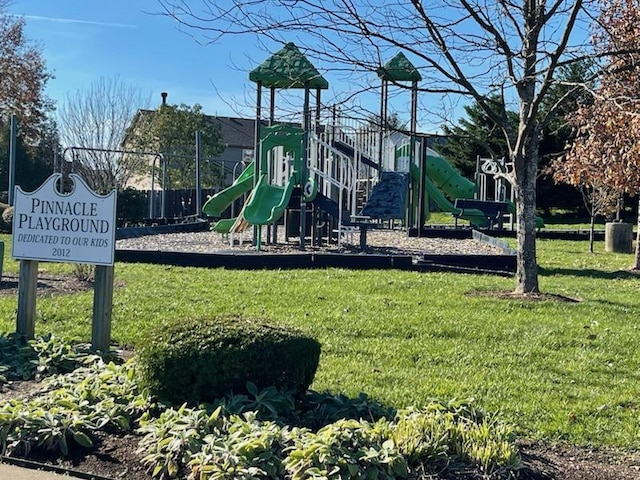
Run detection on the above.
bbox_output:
[136,315,321,405]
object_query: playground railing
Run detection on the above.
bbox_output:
[310,134,358,218]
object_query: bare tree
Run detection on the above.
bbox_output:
[57,76,151,193]
[158,0,635,294]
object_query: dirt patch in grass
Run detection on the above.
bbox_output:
[518,440,640,480]
[466,289,581,303]
[0,273,94,297]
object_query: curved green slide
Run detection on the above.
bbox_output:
[242,173,296,225]
[424,174,489,226]
[202,163,255,218]
[410,163,488,226]
[421,147,544,228]
[210,217,239,234]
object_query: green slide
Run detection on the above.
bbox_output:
[422,174,489,226]
[425,148,477,202]
[202,163,255,218]
[419,148,544,228]
[242,173,296,225]
[410,162,490,226]
[211,217,238,233]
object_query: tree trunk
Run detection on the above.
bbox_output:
[634,196,640,269]
[589,213,595,254]
[513,131,539,294]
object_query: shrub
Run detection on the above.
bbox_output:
[136,315,321,405]
[117,187,148,226]
[0,203,12,232]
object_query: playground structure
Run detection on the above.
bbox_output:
[202,43,540,250]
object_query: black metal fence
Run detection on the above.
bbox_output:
[120,188,218,224]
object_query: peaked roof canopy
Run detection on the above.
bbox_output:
[249,42,329,89]
[377,52,422,82]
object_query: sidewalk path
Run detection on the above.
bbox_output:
[0,462,72,479]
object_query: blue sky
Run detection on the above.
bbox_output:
[8,0,425,128]
[9,0,267,117]
[8,1,595,134]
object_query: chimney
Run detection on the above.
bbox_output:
[161,92,168,106]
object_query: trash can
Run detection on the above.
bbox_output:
[605,222,633,253]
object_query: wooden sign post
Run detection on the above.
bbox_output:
[12,174,117,352]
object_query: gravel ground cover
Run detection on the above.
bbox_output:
[115,229,505,257]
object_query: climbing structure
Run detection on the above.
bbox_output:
[203,45,538,249]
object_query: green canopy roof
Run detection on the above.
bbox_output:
[377,52,422,82]
[249,43,329,89]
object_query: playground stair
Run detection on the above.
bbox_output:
[360,171,409,220]
[355,189,368,212]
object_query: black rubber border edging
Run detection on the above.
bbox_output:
[115,250,415,270]
[116,219,210,240]
[0,454,115,480]
[115,249,516,274]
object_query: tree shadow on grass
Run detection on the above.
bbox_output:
[539,267,640,280]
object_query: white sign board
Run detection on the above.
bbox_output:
[12,174,117,266]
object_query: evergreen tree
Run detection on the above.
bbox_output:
[439,96,514,179]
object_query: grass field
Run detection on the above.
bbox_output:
[1,233,638,451]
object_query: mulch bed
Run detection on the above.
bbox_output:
[1,432,639,479]
[0,273,94,297]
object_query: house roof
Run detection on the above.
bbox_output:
[124,110,302,151]
[210,116,259,149]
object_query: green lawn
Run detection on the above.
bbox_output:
[1,234,638,450]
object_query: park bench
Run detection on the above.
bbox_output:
[453,199,509,229]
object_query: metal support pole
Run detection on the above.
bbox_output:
[311,88,322,246]
[150,156,157,218]
[378,80,387,174]
[409,80,419,230]
[195,131,202,217]
[9,115,17,206]
[269,87,275,125]
[300,83,311,251]
[417,137,428,237]
[267,87,275,244]
[254,82,263,250]
[315,88,321,133]
[161,154,167,219]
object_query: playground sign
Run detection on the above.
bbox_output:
[12,174,117,266]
